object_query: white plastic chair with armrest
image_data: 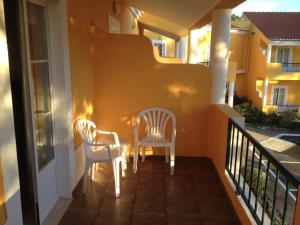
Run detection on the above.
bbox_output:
[75,119,122,197]
[133,108,176,175]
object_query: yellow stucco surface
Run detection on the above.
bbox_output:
[68,0,214,156]
[208,105,251,225]
[245,24,269,108]
[94,33,212,156]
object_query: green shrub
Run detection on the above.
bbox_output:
[234,102,264,126]
[289,120,300,131]
[264,113,281,127]
[280,111,300,128]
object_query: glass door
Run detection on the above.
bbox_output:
[24,0,58,222]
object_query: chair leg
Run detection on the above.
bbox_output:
[83,160,90,193]
[133,144,138,173]
[141,146,146,163]
[91,163,95,180]
[170,145,175,175]
[112,159,121,197]
[121,151,127,177]
[165,147,169,164]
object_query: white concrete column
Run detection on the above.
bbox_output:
[175,40,180,58]
[228,81,235,107]
[267,44,272,63]
[210,9,231,104]
[262,79,269,107]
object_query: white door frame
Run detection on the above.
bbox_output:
[270,85,289,105]
[21,0,74,222]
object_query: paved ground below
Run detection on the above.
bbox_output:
[246,126,300,179]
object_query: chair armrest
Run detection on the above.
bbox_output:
[94,129,120,147]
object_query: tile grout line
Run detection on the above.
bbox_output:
[129,158,140,225]
[91,164,114,225]
[190,159,205,225]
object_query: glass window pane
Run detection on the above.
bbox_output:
[27,2,48,60]
[273,88,279,105]
[277,48,283,63]
[283,48,290,63]
[31,63,54,170]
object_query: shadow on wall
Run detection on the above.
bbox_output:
[88,32,213,157]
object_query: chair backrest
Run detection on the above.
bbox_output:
[75,119,96,150]
[136,108,176,140]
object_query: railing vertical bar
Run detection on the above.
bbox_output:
[271,169,279,225]
[261,161,270,224]
[248,146,256,205]
[226,119,300,225]
[254,152,262,213]
[238,135,244,190]
[234,130,240,179]
[243,139,250,194]
[226,121,233,169]
[229,126,235,172]
[282,180,289,225]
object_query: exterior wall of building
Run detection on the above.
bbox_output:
[245,24,269,108]
[188,27,249,70]
[208,105,252,225]
[235,73,246,97]
[293,46,300,63]
[68,0,138,184]
[266,80,300,106]
[229,33,249,71]
[0,0,23,224]
[94,33,213,157]
[143,29,176,58]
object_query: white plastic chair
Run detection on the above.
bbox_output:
[75,119,124,197]
[133,108,176,175]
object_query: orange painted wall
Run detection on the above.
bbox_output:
[245,24,269,108]
[208,105,251,225]
[267,80,300,105]
[68,0,137,147]
[235,74,246,97]
[230,34,249,71]
[94,33,212,156]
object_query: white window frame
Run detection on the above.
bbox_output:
[152,40,167,57]
[275,47,293,63]
[270,85,289,105]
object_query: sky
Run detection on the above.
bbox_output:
[232,0,300,16]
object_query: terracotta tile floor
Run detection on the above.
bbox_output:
[59,157,241,225]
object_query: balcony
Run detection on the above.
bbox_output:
[227,119,300,225]
[266,63,300,80]
[59,157,241,225]
[282,63,300,73]
[264,105,300,114]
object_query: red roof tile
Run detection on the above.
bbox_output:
[243,12,300,41]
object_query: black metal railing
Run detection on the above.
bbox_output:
[226,119,300,225]
[281,63,300,72]
[277,105,300,114]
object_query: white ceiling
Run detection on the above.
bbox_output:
[125,0,221,28]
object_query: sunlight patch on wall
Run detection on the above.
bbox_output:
[167,82,197,97]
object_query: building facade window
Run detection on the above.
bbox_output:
[152,40,167,57]
[276,47,291,63]
[271,85,288,105]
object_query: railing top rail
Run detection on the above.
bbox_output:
[282,62,300,65]
[229,118,300,187]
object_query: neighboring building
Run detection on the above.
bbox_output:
[243,12,300,113]
[173,12,300,113]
